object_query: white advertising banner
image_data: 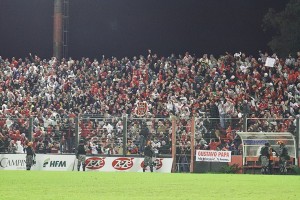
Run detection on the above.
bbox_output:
[0,154,27,170]
[0,154,75,171]
[196,150,231,162]
[0,154,173,173]
[84,157,173,173]
[35,154,75,171]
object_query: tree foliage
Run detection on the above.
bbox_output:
[262,0,300,57]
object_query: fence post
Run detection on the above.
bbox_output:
[171,116,177,172]
[74,117,79,148]
[190,116,195,173]
[28,117,33,141]
[296,117,299,166]
[243,116,247,132]
[122,115,127,156]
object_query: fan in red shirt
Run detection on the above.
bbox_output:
[209,137,221,150]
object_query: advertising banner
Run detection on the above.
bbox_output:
[35,154,75,171]
[196,150,231,162]
[0,154,74,171]
[84,157,173,173]
[0,154,27,170]
[0,154,173,173]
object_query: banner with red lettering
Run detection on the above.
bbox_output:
[84,157,173,173]
[196,150,231,162]
[0,154,173,173]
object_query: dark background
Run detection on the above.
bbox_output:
[0,0,288,59]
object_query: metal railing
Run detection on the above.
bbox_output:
[0,116,299,160]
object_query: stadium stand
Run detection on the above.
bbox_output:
[0,51,299,156]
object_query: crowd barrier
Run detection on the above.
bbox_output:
[0,154,173,173]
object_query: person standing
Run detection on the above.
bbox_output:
[139,121,149,155]
[260,142,276,174]
[209,101,219,129]
[217,100,226,129]
[25,142,36,171]
[268,144,277,175]
[260,142,271,174]
[143,141,154,172]
[277,141,290,174]
[76,139,88,171]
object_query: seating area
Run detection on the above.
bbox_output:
[0,51,299,155]
[243,156,295,174]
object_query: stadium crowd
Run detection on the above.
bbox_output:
[0,50,299,157]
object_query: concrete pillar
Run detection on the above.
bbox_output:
[53,0,63,60]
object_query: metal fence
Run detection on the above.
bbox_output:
[0,116,299,172]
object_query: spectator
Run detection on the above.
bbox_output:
[199,138,208,150]
[208,101,219,129]
[209,137,221,150]
[139,121,149,154]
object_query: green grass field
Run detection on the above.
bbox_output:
[0,171,299,200]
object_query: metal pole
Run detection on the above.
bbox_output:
[74,117,79,149]
[296,117,299,166]
[171,116,177,172]
[190,117,195,173]
[28,117,33,141]
[122,115,127,156]
[243,116,247,132]
[62,0,69,59]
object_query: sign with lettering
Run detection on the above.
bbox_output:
[0,154,173,172]
[196,150,231,162]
